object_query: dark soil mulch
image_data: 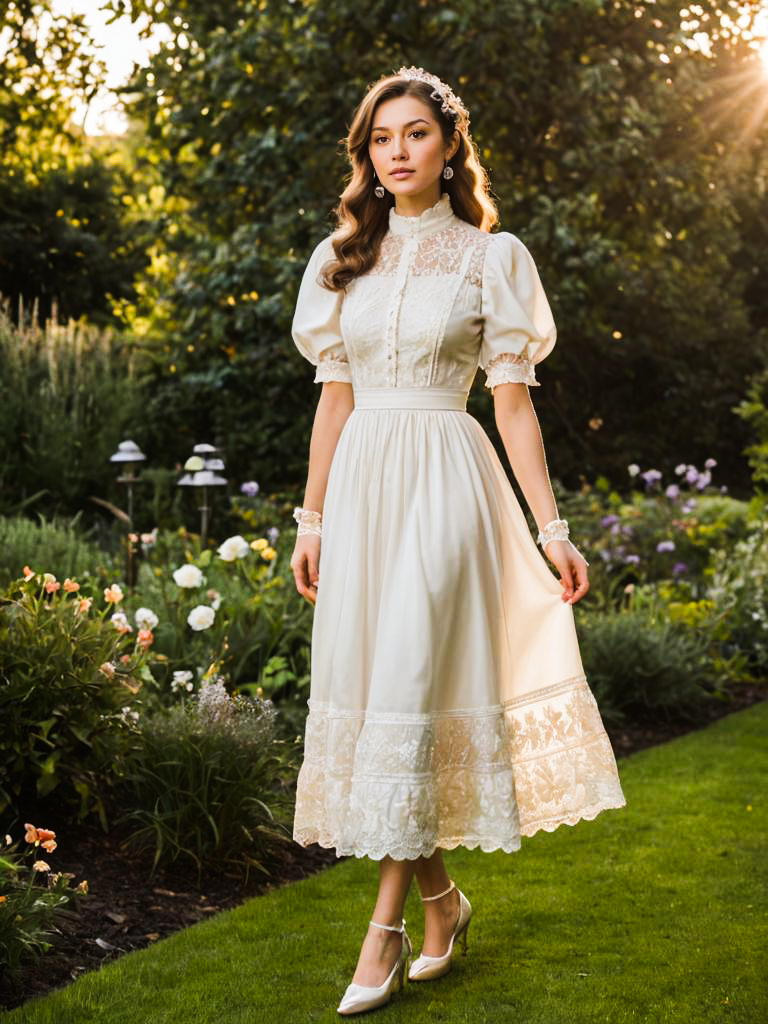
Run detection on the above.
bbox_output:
[2,683,764,1014]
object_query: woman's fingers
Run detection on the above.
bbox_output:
[569,556,590,604]
[291,539,320,605]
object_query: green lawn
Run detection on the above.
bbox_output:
[5,703,767,1024]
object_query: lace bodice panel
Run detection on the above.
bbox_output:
[291,193,557,392]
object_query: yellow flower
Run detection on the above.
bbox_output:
[75,880,89,894]
[261,547,277,561]
[250,538,268,551]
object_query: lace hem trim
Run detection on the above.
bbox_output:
[293,676,625,860]
[484,351,539,389]
[314,357,352,384]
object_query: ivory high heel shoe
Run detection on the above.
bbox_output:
[408,879,472,982]
[337,917,412,1016]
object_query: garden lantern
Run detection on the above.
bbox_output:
[108,440,146,587]
[177,443,227,547]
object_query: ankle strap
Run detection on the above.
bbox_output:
[369,917,405,933]
[421,880,455,902]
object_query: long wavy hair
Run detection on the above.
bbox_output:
[320,71,498,291]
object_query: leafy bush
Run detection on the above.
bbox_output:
[577,609,720,724]
[0,513,113,590]
[0,573,150,825]
[114,682,298,883]
[0,824,87,976]
[708,522,768,673]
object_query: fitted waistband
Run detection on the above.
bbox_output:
[353,387,468,411]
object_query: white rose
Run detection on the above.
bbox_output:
[173,564,204,588]
[217,535,250,562]
[135,607,159,630]
[187,605,215,631]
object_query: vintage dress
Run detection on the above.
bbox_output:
[290,192,625,860]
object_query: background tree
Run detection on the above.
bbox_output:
[0,0,150,323]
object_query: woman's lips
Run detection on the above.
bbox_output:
[391,169,414,178]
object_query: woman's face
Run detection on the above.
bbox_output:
[368,94,457,207]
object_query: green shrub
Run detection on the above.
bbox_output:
[708,522,768,673]
[0,823,87,976]
[0,303,150,521]
[577,609,719,723]
[0,573,149,825]
[114,684,298,883]
[0,513,113,589]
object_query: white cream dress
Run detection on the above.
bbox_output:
[290,192,625,861]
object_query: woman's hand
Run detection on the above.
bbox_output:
[291,534,321,605]
[544,539,590,604]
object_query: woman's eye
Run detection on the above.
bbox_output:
[410,130,425,139]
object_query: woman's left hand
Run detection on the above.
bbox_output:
[544,539,590,604]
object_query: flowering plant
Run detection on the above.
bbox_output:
[0,825,87,974]
[0,572,151,824]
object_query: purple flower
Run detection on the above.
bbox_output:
[705,458,717,469]
[685,466,700,485]
[675,463,687,476]
[267,526,280,544]
[672,562,688,576]
[657,540,676,553]
[601,514,620,527]
[641,469,662,488]
[681,499,697,515]
[665,484,680,500]
[624,554,641,565]
[695,470,711,491]
[240,481,260,497]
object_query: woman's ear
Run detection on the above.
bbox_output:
[446,130,460,161]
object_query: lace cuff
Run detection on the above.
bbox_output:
[314,356,352,384]
[483,351,539,390]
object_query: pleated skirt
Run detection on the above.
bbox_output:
[293,386,625,860]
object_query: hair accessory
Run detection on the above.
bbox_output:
[395,66,470,126]
[293,506,322,537]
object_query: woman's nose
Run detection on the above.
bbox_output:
[391,134,408,158]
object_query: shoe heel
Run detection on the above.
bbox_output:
[459,919,470,955]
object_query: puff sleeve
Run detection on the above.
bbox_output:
[479,231,557,390]
[291,235,352,384]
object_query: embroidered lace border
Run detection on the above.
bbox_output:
[293,675,625,860]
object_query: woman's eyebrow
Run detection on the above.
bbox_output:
[371,118,430,132]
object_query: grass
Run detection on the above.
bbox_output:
[4,703,767,1024]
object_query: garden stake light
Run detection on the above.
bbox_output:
[109,440,146,588]
[177,443,227,548]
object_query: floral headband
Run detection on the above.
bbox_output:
[395,65,470,127]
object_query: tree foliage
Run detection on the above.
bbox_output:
[0,0,150,322]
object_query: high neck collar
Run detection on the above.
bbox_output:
[388,192,455,238]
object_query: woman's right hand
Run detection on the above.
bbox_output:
[290,534,321,605]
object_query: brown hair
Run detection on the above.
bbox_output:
[320,71,498,291]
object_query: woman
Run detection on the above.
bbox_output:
[289,66,625,1016]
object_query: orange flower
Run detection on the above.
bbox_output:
[75,879,89,894]
[37,828,56,842]
[22,565,36,581]
[63,578,80,592]
[120,654,132,664]
[0,895,6,903]
[45,580,61,593]
[41,838,57,853]
[32,859,50,872]
[128,532,139,543]
[24,823,39,844]
[77,596,93,614]
[137,628,154,649]
[104,584,124,604]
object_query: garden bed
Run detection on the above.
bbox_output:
[2,680,764,1014]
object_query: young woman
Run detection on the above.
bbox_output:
[289,66,625,1016]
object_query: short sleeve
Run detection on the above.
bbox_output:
[291,235,352,384]
[479,232,557,390]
